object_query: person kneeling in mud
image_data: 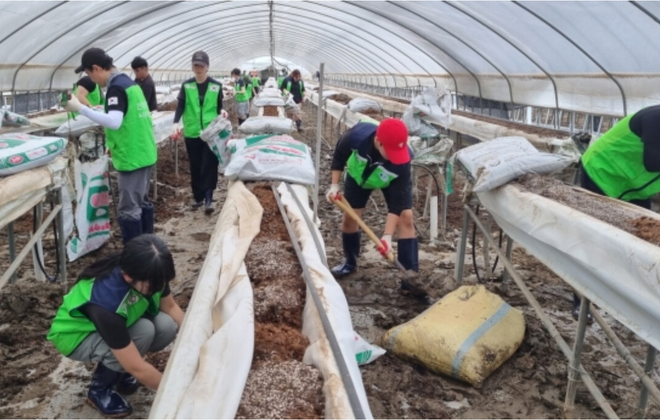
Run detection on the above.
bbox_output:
[47,235,184,417]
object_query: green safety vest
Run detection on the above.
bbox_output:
[285,79,305,96]
[582,112,660,201]
[69,83,104,119]
[47,277,163,356]
[183,80,221,138]
[277,77,284,88]
[105,85,156,171]
[234,79,251,103]
[251,77,260,89]
[346,119,399,190]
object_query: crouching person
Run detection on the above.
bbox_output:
[47,235,185,417]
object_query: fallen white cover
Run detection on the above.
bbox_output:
[477,184,660,349]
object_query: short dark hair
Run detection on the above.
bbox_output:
[291,69,301,77]
[131,56,148,70]
[231,68,241,76]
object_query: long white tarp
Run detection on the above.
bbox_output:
[477,185,660,349]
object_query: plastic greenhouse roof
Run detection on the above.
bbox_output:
[1,1,660,116]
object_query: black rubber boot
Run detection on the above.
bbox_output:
[86,363,132,418]
[204,189,214,215]
[140,204,154,234]
[115,373,140,395]
[331,232,361,277]
[117,216,143,245]
[572,293,594,324]
[296,119,303,132]
[238,118,245,126]
[397,238,419,272]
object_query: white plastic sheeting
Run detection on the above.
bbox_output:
[1,2,660,115]
[477,184,660,350]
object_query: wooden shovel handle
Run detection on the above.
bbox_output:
[332,196,395,263]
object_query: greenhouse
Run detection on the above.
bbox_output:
[1,1,660,419]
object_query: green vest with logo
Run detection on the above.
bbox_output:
[69,83,104,119]
[582,112,660,201]
[234,80,250,103]
[104,85,156,172]
[183,80,221,138]
[285,79,305,95]
[277,76,284,88]
[47,278,163,356]
[245,76,253,99]
[346,120,398,190]
[251,77,260,90]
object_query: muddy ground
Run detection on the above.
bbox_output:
[1,101,659,419]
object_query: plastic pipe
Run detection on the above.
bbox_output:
[430,196,438,241]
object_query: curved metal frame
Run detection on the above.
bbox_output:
[47,1,184,91]
[11,1,130,92]
[446,1,560,111]
[514,1,627,115]
[0,1,66,46]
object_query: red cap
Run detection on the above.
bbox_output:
[376,119,410,164]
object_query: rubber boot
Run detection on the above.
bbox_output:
[140,204,154,234]
[86,363,132,418]
[397,238,419,272]
[295,119,303,133]
[117,216,142,245]
[204,189,214,215]
[572,293,594,324]
[115,373,140,395]
[331,232,361,277]
[238,118,245,126]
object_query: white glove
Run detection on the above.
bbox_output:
[220,109,228,119]
[62,94,82,113]
[378,234,392,258]
[326,184,341,203]
[172,122,182,140]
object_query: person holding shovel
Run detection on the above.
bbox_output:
[47,234,184,417]
[60,47,156,244]
[326,118,417,280]
[173,51,226,214]
[573,104,660,321]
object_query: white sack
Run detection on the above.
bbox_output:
[0,133,67,176]
[237,116,294,135]
[348,98,382,113]
[253,96,285,107]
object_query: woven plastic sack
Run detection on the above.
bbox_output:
[348,98,382,113]
[454,136,574,192]
[403,87,452,138]
[200,114,233,170]
[54,105,105,137]
[0,133,67,176]
[3,109,30,127]
[67,156,111,262]
[354,333,385,365]
[224,134,315,184]
[253,96,285,107]
[238,116,294,135]
[259,87,282,98]
[382,285,525,387]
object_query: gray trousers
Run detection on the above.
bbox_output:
[117,165,153,220]
[69,312,177,373]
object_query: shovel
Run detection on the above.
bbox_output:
[331,195,432,303]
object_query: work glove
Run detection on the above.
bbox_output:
[378,234,392,258]
[326,184,341,203]
[172,122,182,141]
[61,94,82,113]
[220,109,229,119]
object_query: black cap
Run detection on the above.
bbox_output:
[191,51,209,66]
[75,48,114,73]
[131,56,148,70]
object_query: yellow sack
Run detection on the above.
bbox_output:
[382,285,525,387]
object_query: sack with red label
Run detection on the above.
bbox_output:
[67,156,111,261]
[0,133,67,176]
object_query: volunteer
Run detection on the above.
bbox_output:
[131,56,157,112]
[281,69,305,132]
[326,119,417,279]
[231,67,250,126]
[277,69,287,89]
[61,47,156,244]
[573,104,660,321]
[69,75,104,119]
[47,234,184,417]
[173,51,226,214]
[251,70,261,96]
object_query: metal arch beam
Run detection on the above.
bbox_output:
[159,28,376,80]
[148,25,370,78]
[150,18,396,83]
[294,1,436,87]
[0,1,67,46]
[446,1,560,111]
[139,9,411,86]
[47,1,184,92]
[11,1,129,93]
[514,2,627,115]
[389,1,514,104]
[107,1,261,65]
[345,0,468,95]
